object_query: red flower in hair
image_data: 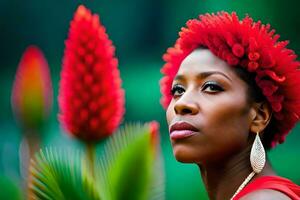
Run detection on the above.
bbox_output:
[160,12,300,147]
[248,61,259,72]
[59,5,125,142]
[232,43,245,58]
[248,52,260,61]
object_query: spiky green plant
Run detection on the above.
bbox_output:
[29,148,100,200]
[28,123,164,200]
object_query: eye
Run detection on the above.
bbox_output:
[171,84,185,97]
[202,81,224,93]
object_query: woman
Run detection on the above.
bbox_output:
[160,12,300,199]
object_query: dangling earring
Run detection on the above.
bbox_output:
[250,131,266,173]
[230,132,266,200]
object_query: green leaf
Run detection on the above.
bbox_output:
[29,148,101,200]
[28,122,165,200]
[97,123,165,200]
[0,176,22,200]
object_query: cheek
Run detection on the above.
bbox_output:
[201,95,251,155]
[203,89,247,118]
[205,102,249,132]
[166,102,175,126]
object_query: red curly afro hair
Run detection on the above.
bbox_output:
[160,12,300,148]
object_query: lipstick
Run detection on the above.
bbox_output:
[169,122,199,140]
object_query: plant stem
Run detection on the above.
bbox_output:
[86,142,96,178]
[20,131,40,198]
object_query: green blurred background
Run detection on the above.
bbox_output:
[1,0,300,199]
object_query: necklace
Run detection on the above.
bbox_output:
[230,171,256,200]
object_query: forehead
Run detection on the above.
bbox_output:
[177,49,236,77]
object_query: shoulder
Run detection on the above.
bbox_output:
[240,189,291,200]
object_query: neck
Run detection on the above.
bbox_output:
[197,145,276,200]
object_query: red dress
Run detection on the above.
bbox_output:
[233,176,300,200]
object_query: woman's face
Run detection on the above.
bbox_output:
[166,49,254,164]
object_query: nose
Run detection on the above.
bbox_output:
[174,91,199,115]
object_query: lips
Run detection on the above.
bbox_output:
[169,122,199,140]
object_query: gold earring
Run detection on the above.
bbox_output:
[250,131,266,173]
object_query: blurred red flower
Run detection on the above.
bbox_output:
[59,5,125,142]
[11,45,52,131]
[149,121,160,153]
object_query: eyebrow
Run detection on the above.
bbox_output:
[174,71,232,82]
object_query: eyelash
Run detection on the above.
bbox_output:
[202,81,224,92]
[171,84,185,96]
[170,81,224,97]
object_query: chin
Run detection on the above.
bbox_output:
[172,145,199,163]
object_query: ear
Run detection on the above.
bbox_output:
[249,101,273,133]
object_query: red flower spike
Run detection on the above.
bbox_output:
[59,5,125,142]
[148,121,160,153]
[11,45,53,130]
[149,121,159,139]
[160,12,300,147]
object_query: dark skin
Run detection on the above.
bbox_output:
[166,49,290,200]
